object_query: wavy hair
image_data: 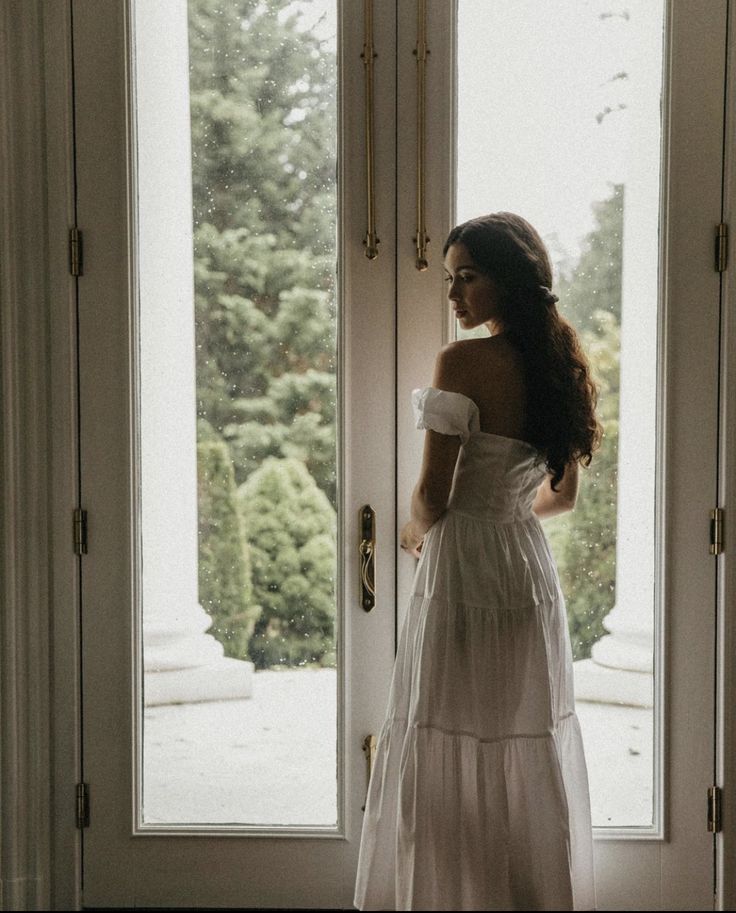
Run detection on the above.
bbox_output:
[443,212,603,490]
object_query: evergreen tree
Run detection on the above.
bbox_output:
[546,314,619,659]
[237,457,336,669]
[188,0,338,502]
[547,185,623,659]
[197,440,260,658]
[556,183,624,336]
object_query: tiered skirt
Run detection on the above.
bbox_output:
[353,509,596,911]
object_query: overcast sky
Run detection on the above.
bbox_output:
[290,0,664,271]
[457,0,665,270]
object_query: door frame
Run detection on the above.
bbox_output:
[0,1,81,910]
[2,0,736,910]
[717,2,736,907]
[71,0,397,907]
[394,0,728,909]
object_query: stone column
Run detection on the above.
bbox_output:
[136,1,253,706]
[573,6,662,708]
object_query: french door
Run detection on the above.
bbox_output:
[72,0,727,908]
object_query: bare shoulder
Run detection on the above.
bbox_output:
[431,336,527,437]
[433,335,521,382]
[431,339,473,389]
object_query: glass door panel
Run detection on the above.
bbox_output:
[399,1,722,908]
[76,0,397,904]
[456,0,664,830]
[135,0,339,829]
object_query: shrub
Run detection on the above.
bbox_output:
[546,313,620,659]
[237,457,336,669]
[197,440,260,659]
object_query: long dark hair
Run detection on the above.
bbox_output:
[443,212,602,490]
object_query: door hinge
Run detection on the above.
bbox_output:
[69,227,83,276]
[76,782,90,829]
[708,785,722,833]
[710,507,724,555]
[73,508,88,555]
[716,223,728,272]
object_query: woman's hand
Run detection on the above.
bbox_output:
[400,521,424,559]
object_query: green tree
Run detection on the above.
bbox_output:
[189,0,340,668]
[547,185,623,659]
[188,0,338,502]
[197,440,260,658]
[546,314,619,659]
[237,457,336,669]
[556,183,624,337]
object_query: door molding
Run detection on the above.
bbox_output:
[717,2,736,909]
[0,1,81,910]
[72,0,397,905]
[395,0,726,908]
[0,0,732,909]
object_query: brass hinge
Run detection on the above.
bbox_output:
[76,782,90,829]
[710,507,724,555]
[708,785,722,833]
[69,227,83,276]
[716,223,728,272]
[73,508,88,555]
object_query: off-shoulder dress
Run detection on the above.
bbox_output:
[353,387,596,912]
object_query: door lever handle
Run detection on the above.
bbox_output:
[359,504,376,611]
[361,734,377,811]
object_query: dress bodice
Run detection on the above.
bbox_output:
[412,386,548,523]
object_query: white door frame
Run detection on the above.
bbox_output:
[71,0,397,907]
[717,1,736,907]
[394,1,726,909]
[2,1,736,910]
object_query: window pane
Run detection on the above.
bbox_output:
[456,0,664,828]
[136,0,339,827]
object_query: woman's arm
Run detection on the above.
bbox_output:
[402,429,461,545]
[531,460,579,519]
[400,347,463,555]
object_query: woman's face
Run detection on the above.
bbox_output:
[443,242,504,334]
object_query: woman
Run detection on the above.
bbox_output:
[353,212,602,912]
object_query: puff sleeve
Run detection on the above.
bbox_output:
[411,386,481,446]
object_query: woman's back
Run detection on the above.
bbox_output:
[411,385,546,522]
[441,334,531,445]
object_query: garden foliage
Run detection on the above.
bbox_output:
[197,439,259,659]
[238,458,336,669]
[188,0,623,666]
[550,187,622,660]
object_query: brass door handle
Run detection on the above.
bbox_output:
[361,0,379,259]
[359,505,376,611]
[413,0,429,270]
[361,734,377,811]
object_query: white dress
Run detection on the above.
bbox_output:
[353,387,596,912]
